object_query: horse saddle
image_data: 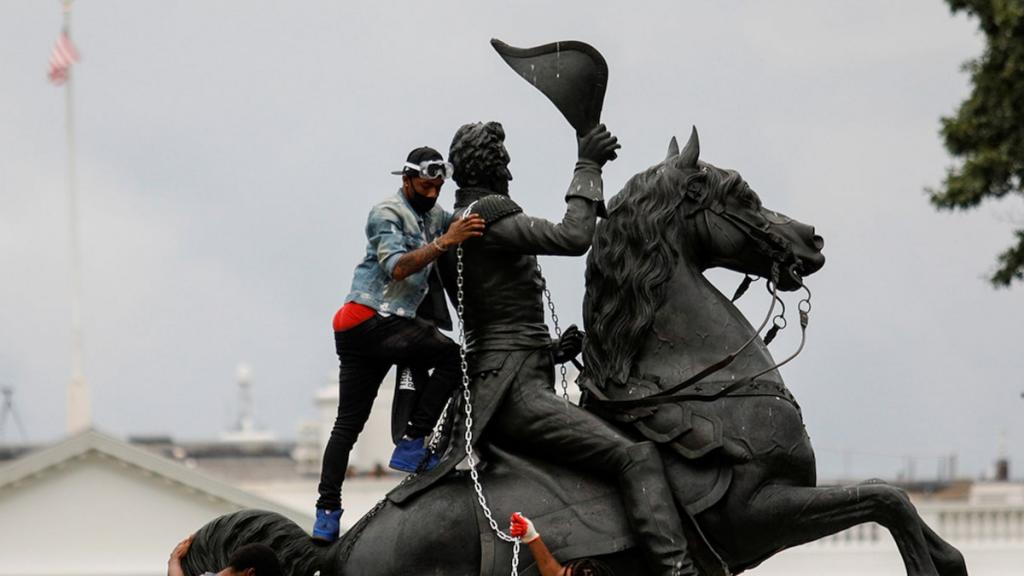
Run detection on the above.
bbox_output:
[462,442,730,576]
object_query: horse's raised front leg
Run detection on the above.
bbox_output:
[920,518,968,576]
[703,482,943,576]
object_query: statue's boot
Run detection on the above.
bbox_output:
[620,442,701,576]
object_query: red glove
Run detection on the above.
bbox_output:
[510,512,540,543]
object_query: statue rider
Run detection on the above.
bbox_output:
[389,121,700,576]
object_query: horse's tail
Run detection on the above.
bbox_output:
[181,509,327,576]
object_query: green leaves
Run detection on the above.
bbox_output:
[934,0,1024,286]
[991,231,1024,286]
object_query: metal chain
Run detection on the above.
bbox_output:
[536,262,570,405]
[456,244,521,575]
[763,294,787,346]
[425,397,450,455]
[400,367,449,457]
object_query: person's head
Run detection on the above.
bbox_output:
[563,557,615,576]
[448,121,512,194]
[393,146,453,214]
[217,543,282,576]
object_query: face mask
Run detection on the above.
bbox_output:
[408,192,437,214]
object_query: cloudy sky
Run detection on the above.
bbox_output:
[1,1,1020,482]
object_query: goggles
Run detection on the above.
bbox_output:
[401,160,454,181]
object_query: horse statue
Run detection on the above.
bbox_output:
[580,128,965,576]
[180,130,967,576]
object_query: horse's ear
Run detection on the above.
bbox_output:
[666,136,679,160]
[675,126,700,169]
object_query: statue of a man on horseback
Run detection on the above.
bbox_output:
[179,39,969,576]
[385,119,702,576]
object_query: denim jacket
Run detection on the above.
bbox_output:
[345,189,452,327]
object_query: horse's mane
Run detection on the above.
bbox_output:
[583,159,743,387]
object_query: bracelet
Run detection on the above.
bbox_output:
[432,238,448,252]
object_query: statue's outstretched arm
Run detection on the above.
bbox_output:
[485,161,604,256]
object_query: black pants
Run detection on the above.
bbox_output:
[316,314,460,510]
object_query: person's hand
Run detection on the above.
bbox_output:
[510,512,540,543]
[170,533,194,561]
[168,533,195,576]
[440,214,486,248]
[577,124,620,167]
[553,325,584,365]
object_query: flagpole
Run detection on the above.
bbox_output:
[62,0,90,435]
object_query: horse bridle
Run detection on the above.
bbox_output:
[581,172,814,411]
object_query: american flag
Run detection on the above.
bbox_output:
[48,30,79,85]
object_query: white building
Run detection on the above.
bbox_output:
[0,429,312,576]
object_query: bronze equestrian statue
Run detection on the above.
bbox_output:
[180,41,968,576]
[384,118,702,576]
[181,127,968,576]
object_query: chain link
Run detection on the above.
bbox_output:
[456,244,521,575]
[536,262,570,406]
[425,397,450,455]
[400,367,450,457]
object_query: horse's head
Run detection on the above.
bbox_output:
[664,128,824,290]
[585,127,825,386]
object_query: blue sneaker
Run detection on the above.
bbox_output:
[311,508,343,542]
[389,437,440,473]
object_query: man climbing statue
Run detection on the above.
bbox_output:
[312,146,486,542]
[389,122,701,576]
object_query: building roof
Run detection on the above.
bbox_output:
[0,428,311,524]
[0,428,314,576]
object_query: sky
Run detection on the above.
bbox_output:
[1,0,1021,482]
